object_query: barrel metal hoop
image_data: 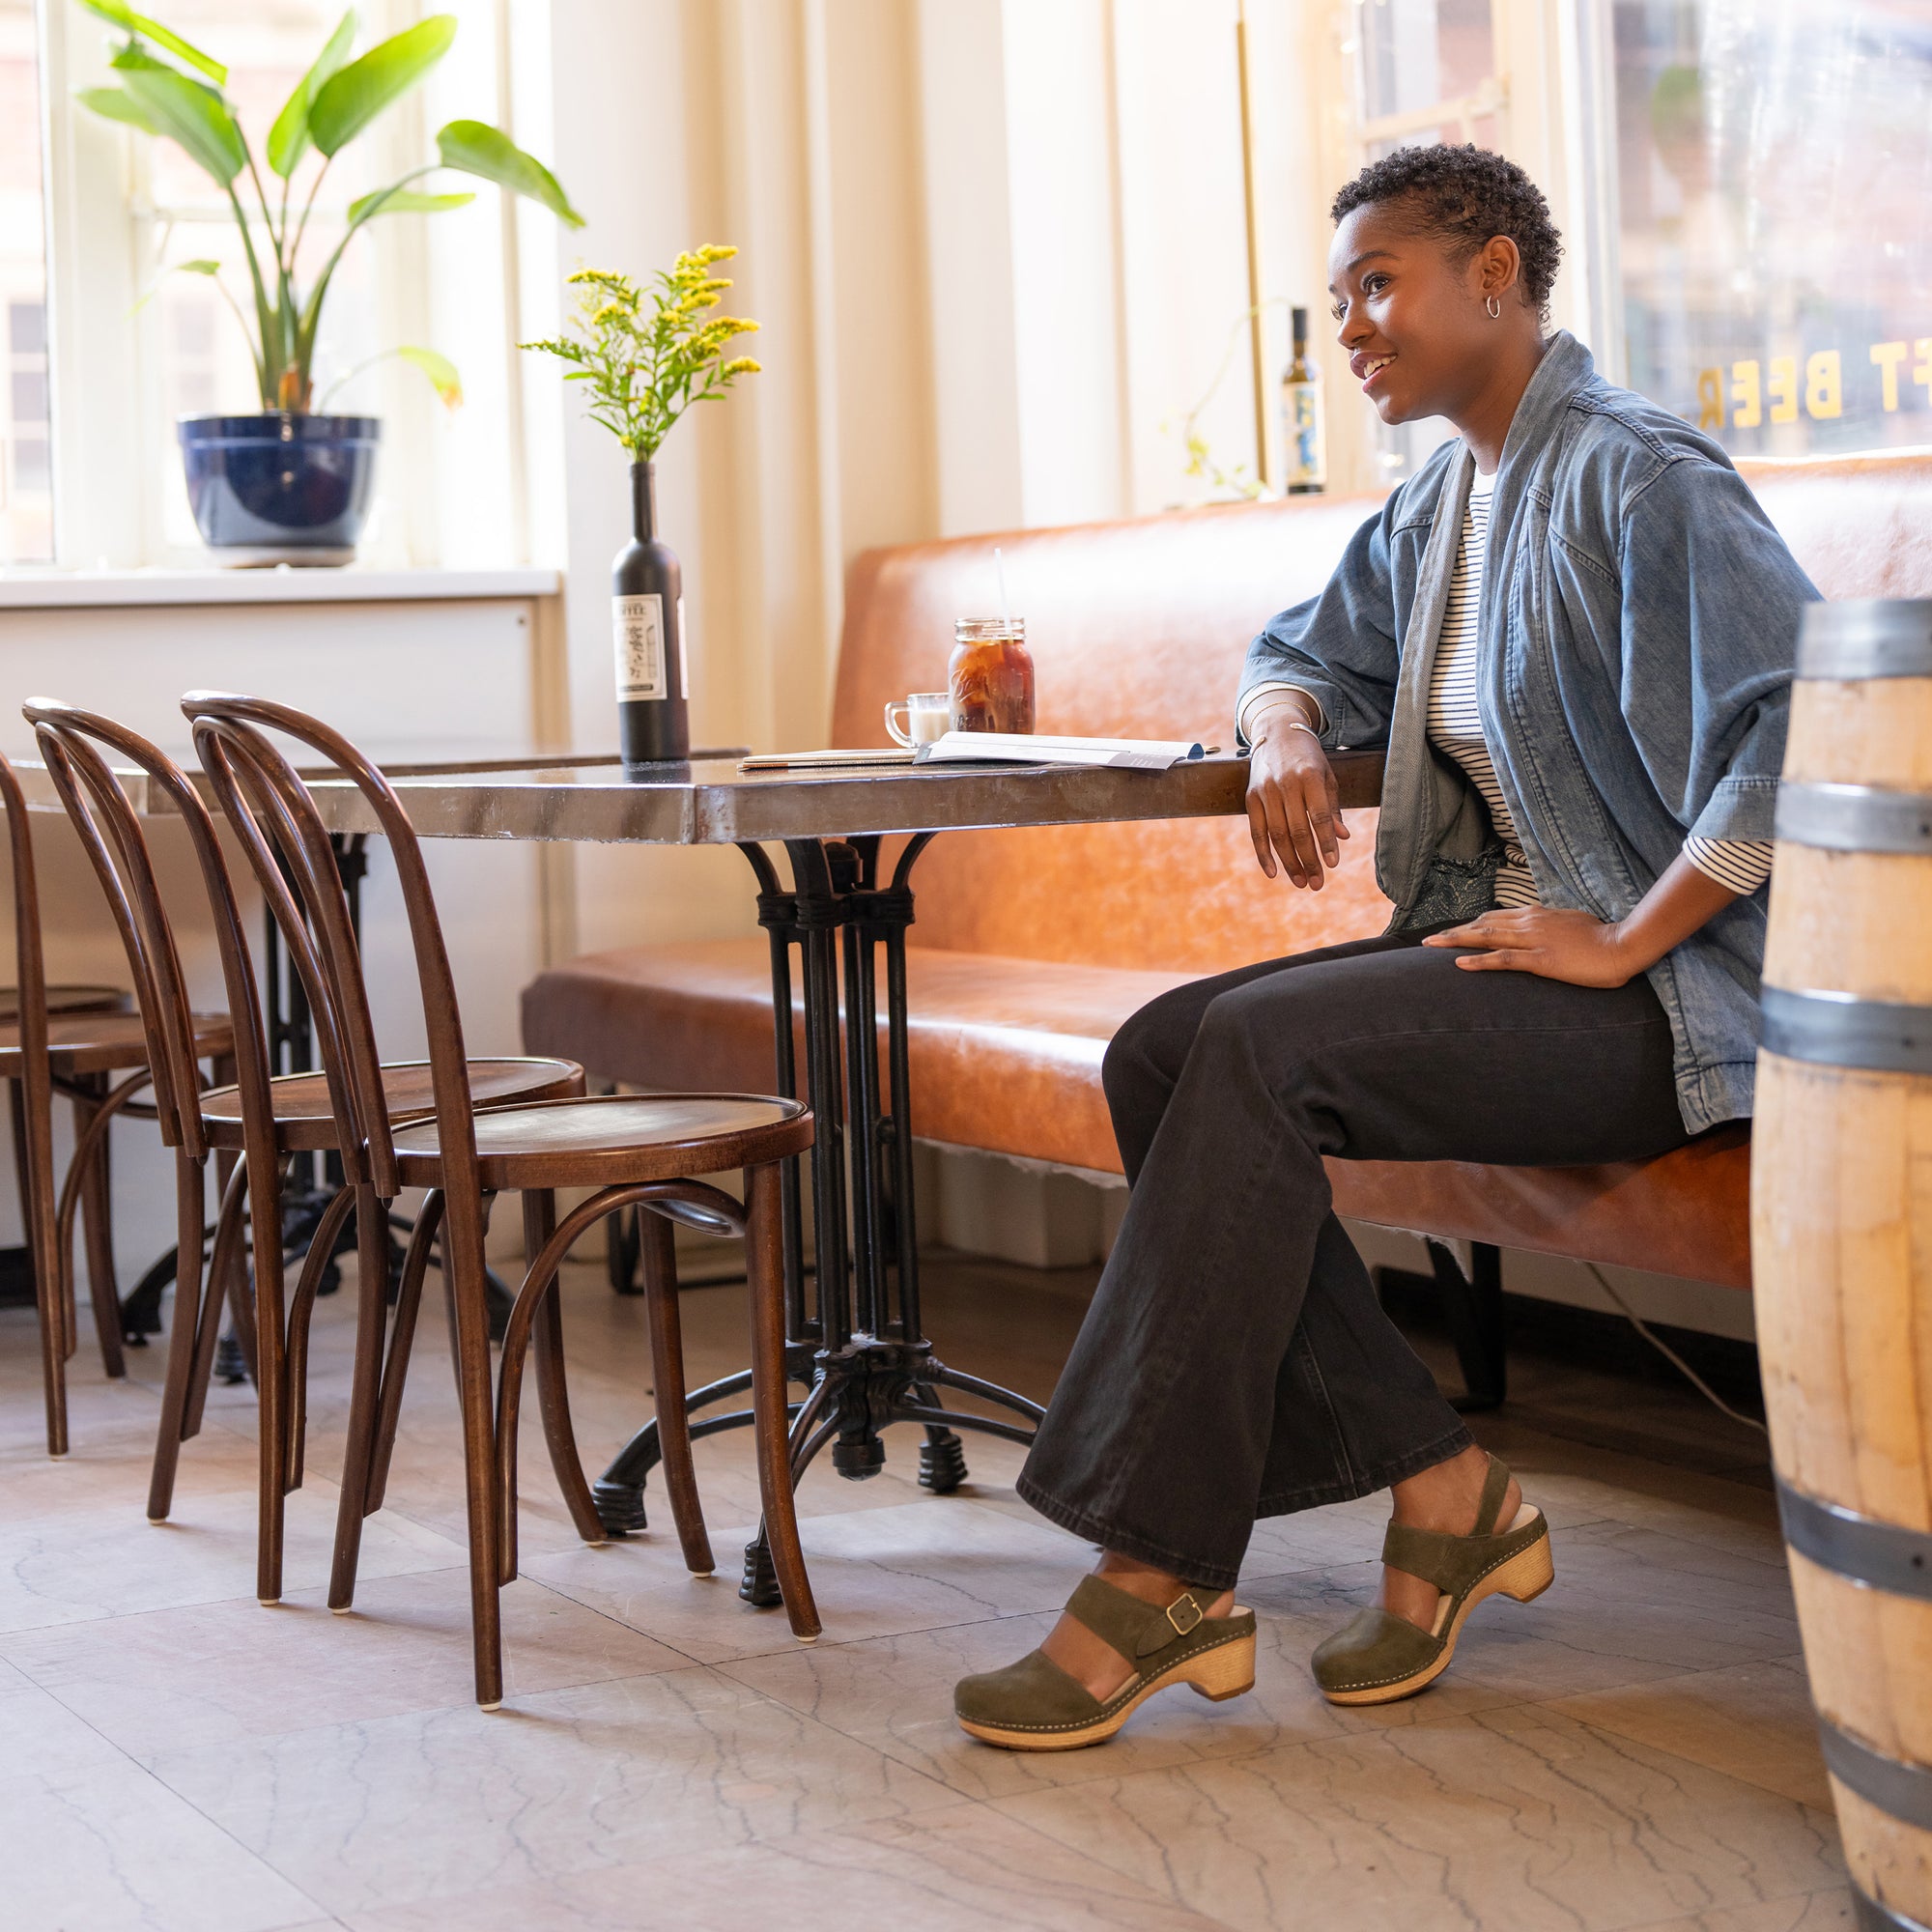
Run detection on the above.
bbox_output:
[1799,601,1932,679]
[1776,1476,1932,1598]
[1856,1888,1932,1932]
[1776,782,1932,854]
[1819,1716,1932,1833]
[1760,986,1932,1075]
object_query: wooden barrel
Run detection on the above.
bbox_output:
[1756,596,1932,1932]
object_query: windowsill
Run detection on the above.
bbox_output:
[0,566,563,611]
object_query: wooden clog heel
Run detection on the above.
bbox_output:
[954,1576,1256,1750]
[1311,1452,1552,1707]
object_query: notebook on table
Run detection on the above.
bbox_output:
[739,733,1212,775]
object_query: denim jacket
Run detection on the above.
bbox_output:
[1236,332,1818,1133]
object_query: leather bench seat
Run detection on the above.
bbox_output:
[522,937,1193,1175]
[521,938,1753,1289]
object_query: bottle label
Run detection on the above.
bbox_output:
[612,592,668,701]
[1283,381,1326,487]
[678,596,689,699]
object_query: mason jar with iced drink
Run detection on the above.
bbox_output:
[950,618,1036,734]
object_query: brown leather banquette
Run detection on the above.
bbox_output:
[524,451,1932,1296]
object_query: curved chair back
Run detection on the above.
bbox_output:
[180,693,487,1233]
[1,748,69,1433]
[27,708,209,1161]
[23,702,276,1171]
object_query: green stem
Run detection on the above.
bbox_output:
[213,272,266,403]
[244,145,281,258]
[314,346,407,412]
[289,155,332,280]
[224,182,278,409]
[242,139,297,397]
[293,166,438,398]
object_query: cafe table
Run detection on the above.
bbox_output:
[22,742,1384,1603]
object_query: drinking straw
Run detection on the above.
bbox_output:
[995,546,1011,634]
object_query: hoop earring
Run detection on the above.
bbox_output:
[1486,295,1502,320]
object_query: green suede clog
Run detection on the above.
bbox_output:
[1311,1453,1552,1706]
[954,1575,1257,1750]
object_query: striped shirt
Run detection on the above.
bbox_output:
[1427,471,1539,906]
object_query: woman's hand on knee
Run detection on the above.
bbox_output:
[1245,711,1349,892]
[1423,908,1636,986]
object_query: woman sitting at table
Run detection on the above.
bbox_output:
[953,144,1815,1751]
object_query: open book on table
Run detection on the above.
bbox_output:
[739,732,1213,775]
[916,730,1211,771]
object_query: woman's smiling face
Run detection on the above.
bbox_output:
[1325,200,1520,428]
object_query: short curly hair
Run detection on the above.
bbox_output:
[1330,145,1562,320]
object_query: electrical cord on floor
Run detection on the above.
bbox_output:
[1582,1262,1768,1436]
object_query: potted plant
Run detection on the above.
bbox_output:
[73,3,582,565]
[523,251,759,764]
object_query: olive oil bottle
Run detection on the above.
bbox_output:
[1281,306,1327,496]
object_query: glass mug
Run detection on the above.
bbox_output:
[885,691,952,748]
[950,617,1035,734]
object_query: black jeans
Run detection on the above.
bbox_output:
[1016,926,1692,1591]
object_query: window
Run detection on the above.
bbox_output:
[1600,0,1932,460]
[1357,0,1502,161]
[1346,0,1505,482]
[1,0,52,562]
[15,0,556,570]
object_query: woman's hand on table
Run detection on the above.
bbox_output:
[1245,698,1349,892]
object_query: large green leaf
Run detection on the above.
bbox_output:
[346,185,473,223]
[76,84,160,134]
[266,8,356,179]
[75,1,225,83]
[436,120,582,226]
[111,44,245,184]
[308,14,455,157]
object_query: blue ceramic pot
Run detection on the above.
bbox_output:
[177,413,381,563]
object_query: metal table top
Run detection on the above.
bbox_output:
[296,748,1385,844]
[14,744,1386,843]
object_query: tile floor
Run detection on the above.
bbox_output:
[0,1247,1853,1931]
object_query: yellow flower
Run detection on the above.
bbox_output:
[568,267,635,296]
[723,356,760,376]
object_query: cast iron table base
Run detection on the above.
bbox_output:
[592,834,1046,1602]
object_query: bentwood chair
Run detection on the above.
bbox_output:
[0,746,234,1457]
[2,984,138,1361]
[184,692,820,1706]
[26,700,587,1606]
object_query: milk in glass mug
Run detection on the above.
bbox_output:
[885,691,952,748]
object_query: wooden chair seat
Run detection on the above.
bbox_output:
[0,984,130,1019]
[0,1010,232,1079]
[198,1056,583,1152]
[390,1091,812,1191]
